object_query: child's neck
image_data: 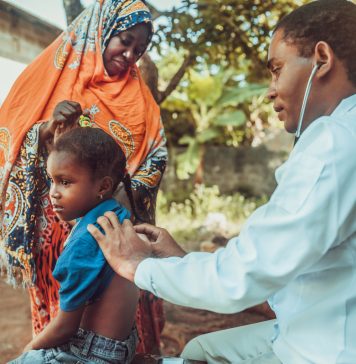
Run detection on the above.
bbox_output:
[70,195,114,222]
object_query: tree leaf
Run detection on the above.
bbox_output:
[176,140,200,179]
[213,110,246,127]
[196,128,221,143]
[217,84,267,107]
[178,135,195,145]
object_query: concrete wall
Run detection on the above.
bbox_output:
[0,0,61,64]
[161,130,294,198]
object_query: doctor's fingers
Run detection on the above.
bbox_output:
[134,223,161,242]
[87,223,105,245]
[121,220,152,250]
[110,217,137,237]
[89,213,124,246]
[147,228,187,258]
[121,219,142,243]
[101,215,142,248]
[103,211,122,229]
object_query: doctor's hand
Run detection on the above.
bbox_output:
[134,223,187,259]
[87,212,152,282]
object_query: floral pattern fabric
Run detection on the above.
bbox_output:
[0,0,166,354]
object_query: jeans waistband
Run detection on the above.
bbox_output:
[70,326,138,358]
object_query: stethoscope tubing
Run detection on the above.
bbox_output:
[294,63,320,142]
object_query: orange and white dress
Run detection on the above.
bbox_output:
[0,0,166,354]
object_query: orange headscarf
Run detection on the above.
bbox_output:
[0,0,166,283]
[0,0,162,175]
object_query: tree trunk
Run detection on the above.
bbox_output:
[62,0,84,25]
[138,53,160,103]
[194,144,205,185]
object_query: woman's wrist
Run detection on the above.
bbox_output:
[39,120,49,140]
[39,120,53,151]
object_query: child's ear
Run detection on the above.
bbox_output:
[98,176,114,197]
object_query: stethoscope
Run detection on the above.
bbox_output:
[294,62,322,144]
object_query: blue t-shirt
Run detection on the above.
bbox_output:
[52,198,130,311]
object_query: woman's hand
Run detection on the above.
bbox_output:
[39,100,83,151]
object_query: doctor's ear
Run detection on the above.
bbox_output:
[313,41,334,77]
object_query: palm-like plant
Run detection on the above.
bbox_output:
[164,68,266,181]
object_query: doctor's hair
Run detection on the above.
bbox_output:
[274,0,356,86]
[51,127,139,221]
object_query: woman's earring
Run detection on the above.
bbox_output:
[99,194,103,200]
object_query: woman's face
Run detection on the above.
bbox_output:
[103,23,150,77]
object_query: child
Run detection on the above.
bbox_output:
[10,126,140,363]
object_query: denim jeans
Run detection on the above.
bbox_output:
[8,327,138,364]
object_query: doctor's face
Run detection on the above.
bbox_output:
[267,29,316,133]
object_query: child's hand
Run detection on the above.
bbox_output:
[22,341,33,353]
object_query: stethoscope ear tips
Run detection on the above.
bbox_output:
[295,63,321,139]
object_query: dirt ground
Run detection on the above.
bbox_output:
[0,279,32,364]
[0,279,274,363]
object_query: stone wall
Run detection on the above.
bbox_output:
[0,0,61,64]
[161,130,294,198]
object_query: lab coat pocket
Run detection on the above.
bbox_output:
[270,154,325,214]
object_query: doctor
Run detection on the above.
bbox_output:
[88,1,356,362]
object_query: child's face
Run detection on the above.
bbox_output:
[47,150,103,222]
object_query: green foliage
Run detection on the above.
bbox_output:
[217,83,269,107]
[156,49,187,84]
[150,1,309,181]
[162,65,267,179]
[187,70,224,107]
[152,0,308,82]
[176,137,200,179]
[213,110,246,127]
[152,1,310,157]
[157,184,267,250]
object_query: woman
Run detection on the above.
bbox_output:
[0,0,166,354]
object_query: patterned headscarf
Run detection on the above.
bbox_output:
[102,0,153,50]
[0,0,165,285]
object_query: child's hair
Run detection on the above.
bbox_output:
[52,127,140,220]
[274,0,356,86]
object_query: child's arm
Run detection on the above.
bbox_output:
[23,306,85,352]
